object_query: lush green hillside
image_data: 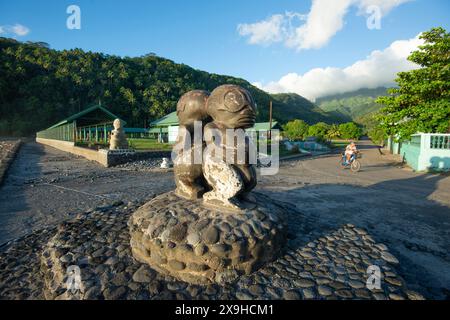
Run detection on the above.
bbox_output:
[0,38,338,136]
[270,93,346,124]
[316,87,388,121]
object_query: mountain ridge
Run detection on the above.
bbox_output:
[0,37,343,135]
[0,37,387,136]
[316,87,389,121]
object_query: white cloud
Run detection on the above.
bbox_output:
[11,24,30,36]
[237,12,306,46]
[286,0,353,50]
[237,14,285,45]
[238,0,412,50]
[0,24,30,37]
[254,35,423,101]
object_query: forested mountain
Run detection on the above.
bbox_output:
[316,87,388,121]
[0,38,341,136]
[271,93,348,124]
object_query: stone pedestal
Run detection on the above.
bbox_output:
[128,191,287,285]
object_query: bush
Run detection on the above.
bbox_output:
[338,122,362,140]
[282,119,309,140]
[308,122,330,141]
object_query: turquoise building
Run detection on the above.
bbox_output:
[386,133,450,172]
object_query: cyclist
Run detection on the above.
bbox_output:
[344,141,358,165]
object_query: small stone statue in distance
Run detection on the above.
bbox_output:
[173,90,211,199]
[109,118,128,150]
[202,84,257,210]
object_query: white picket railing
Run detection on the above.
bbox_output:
[426,134,450,150]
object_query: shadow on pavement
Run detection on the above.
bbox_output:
[0,143,44,244]
[267,173,450,299]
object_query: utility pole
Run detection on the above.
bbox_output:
[269,100,273,140]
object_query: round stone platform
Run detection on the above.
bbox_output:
[128,191,288,284]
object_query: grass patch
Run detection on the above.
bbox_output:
[75,141,108,150]
[128,138,172,151]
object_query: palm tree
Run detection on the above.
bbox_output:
[326,124,341,142]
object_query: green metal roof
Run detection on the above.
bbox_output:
[47,104,125,130]
[124,128,149,133]
[150,111,179,127]
[148,127,168,133]
[150,111,278,132]
[247,121,279,131]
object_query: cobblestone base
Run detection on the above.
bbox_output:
[129,192,287,285]
[0,195,425,300]
[0,228,54,299]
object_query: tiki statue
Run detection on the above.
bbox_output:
[109,119,128,150]
[202,84,257,210]
[173,90,211,199]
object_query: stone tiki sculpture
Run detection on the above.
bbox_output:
[109,118,128,150]
[202,84,257,210]
[173,90,211,199]
[129,84,287,285]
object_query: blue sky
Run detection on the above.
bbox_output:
[1,0,449,99]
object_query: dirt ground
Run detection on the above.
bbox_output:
[0,140,449,298]
[0,142,174,245]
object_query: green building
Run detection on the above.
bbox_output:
[150,111,279,143]
[149,112,177,143]
[37,104,125,144]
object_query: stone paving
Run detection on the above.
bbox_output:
[115,158,164,170]
[0,193,424,300]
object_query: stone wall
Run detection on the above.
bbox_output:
[0,139,22,185]
[36,138,109,166]
[36,137,171,168]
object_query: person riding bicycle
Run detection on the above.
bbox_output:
[344,141,358,165]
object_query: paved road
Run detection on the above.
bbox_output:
[1,140,449,298]
[258,140,450,298]
[0,142,174,245]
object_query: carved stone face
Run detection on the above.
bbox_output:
[206,85,257,129]
[113,118,122,130]
[176,90,210,127]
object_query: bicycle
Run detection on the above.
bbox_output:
[339,151,361,172]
